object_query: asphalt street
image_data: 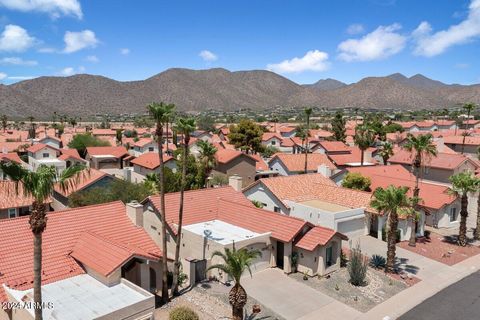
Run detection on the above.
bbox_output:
[399,271,480,320]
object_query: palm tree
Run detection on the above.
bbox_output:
[379,141,394,165]
[0,162,86,320]
[370,185,410,273]
[69,117,77,132]
[207,246,261,320]
[165,109,175,155]
[449,172,479,246]
[1,114,7,132]
[171,117,196,296]
[461,103,476,154]
[303,107,313,173]
[403,133,437,247]
[475,189,480,241]
[295,125,308,157]
[197,140,217,187]
[354,126,375,166]
[147,101,175,304]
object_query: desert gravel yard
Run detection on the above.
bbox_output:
[290,268,408,312]
[154,281,283,320]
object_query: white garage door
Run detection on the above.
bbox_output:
[337,218,366,240]
[244,243,271,273]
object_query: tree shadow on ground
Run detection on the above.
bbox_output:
[395,257,420,275]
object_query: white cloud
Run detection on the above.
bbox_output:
[60,66,84,76]
[120,48,130,55]
[0,0,82,19]
[0,24,35,52]
[38,47,55,53]
[86,55,99,63]
[0,72,7,80]
[455,63,469,69]
[0,56,37,66]
[337,23,406,62]
[199,50,218,62]
[63,30,99,53]
[267,50,330,73]
[412,0,480,57]
[7,75,36,80]
[61,67,74,76]
[346,23,365,35]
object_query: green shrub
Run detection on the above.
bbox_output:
[369,254,386,269]
[348,242,368,286]
[169,306,199,320]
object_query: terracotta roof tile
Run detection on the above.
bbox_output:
[54,168,110,197]
[269,153,337,172]
[0,201,161,302]
[0,152,22,163]
[86,146,128,158]
[296,226,348,251]
[27,143,58,154]
[388,149,477,170]
[215,149,257,164]
[0,181,39,210]
[318,141,350,153]
[130,152,174,170]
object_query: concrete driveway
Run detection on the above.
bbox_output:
[242,268,360,320]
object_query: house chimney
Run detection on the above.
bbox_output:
[123,168,131,182]
[126,201,144,227]
[317,164,331,178]
[229,174,243,192]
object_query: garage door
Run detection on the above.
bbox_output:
[337,218,366,240]
[245,243,271,273]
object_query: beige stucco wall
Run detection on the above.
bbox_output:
[213,155,257,187]
[296,237,342,277]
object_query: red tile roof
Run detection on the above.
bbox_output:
[130,152,174,170]
[27,143,58,154]
[443,135,480,146]
[0,152,22,163]
[0,181,41,210]
[133,138,154,147]
[215,149,257,164]
[327,146,378,166]
[262,132,283,142]
[318,141,350,153]
[388,149,477,170]
[0,142,30,153]
[347,165,456,210]
[54,168,111,197]
[295,226,348,251]
[269,153,337,172]
[0,201,161,302]
[58,148,83,161]
[86,146,128,158]
[147,186,308,243]
[250,153,269,171]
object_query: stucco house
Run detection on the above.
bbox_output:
[344,165,460,231]
[140,184,347,281]
[268,153,338,177]
[0,181,51,220]
[388,150,479,184]
[85,146,129,170]
[130,152,177,177]
[26,143,66,173]
[0,201,161,320]
[243,173,374,240]
[442,136,480,155]
[212,149,258,187]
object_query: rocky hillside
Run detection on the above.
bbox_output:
[1,68,479,117]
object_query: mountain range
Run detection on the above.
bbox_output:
[1,68,479,118]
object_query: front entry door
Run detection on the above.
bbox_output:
[276,241,284,269]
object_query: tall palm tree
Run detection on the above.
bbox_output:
[0,162,86,320]
[354,126,375,166]
[461,103,476,154]
[207,246,260,320]
[165,108,176,155]
[449,172,479,246]
[370,185,410,273]
[403,133,437,246]
[303,107,313,173]
[295,125,308,157]
[1,114,7,132]
[197,140,217,187]
[379,141,394,165]
[147,101,175,304]
[171,117,196,296]
[475,189,480,241]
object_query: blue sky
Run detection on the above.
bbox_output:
[0,0,479,85]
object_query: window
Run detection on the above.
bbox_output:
[326,246,333,267]
[8,208,16,219]
[42,153,49,158]
[274,206,281,213]
[148,147,154,152]
[271,140,276,146]
[450,207,458,222]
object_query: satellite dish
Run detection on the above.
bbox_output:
[204,229,212,238]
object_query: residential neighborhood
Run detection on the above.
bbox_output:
[1,1,480,320]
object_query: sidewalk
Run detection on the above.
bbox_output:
[299,235,480,320]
